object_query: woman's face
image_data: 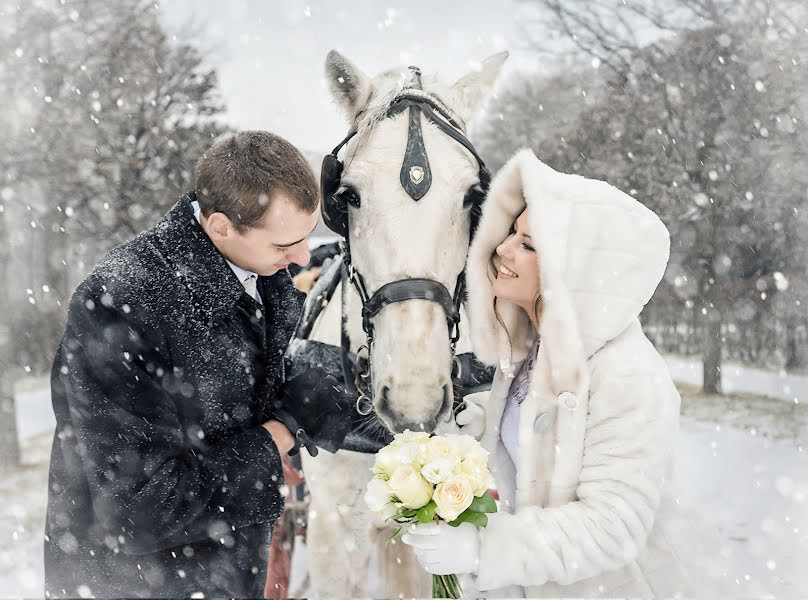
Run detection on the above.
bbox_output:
[492,209,541,313]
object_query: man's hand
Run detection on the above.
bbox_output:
[292,267,322,293]
[272,368,353,455]
[280,453,305,487]
[262,419,295,455]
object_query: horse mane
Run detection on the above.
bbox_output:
[351,68,452,144]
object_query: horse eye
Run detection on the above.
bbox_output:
[337,185,361,208]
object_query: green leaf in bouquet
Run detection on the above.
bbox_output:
[389,508,416,521]
[416,500,437,524]
[468,490,498,513]
[447,509,488,528]
[388,507,419,523]
[390,526,405,539]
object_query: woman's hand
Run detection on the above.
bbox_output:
[455,399,485,439]
[435,393,486,439]
[401,521,481,575]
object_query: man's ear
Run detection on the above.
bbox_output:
[204,212,233,242]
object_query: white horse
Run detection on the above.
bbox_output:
[299,50,507,598]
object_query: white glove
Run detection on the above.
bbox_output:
[455,398,485,439]
[434,393,486,439]
[401,521,481,575]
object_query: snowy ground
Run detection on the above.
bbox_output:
[0,417,51,597]
[676,389,807,597]
[2,374,806,597]
[666,355,808,404]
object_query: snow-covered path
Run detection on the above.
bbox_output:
[2,382,806,597]
[676,418,807,597]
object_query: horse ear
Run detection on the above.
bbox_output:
[325,50,373,123]
[449,51,509,123]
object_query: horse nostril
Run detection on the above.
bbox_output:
[377,385,393,419]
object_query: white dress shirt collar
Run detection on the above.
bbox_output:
[191,200,262,304]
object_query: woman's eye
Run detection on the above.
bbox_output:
[521,242,535,252]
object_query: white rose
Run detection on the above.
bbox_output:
[426,436,462,465]
[388,464,434,509]
[448,433,488,461]
[364,477,395,515]
[392,430,430,446]
[433,475,475,522]
[420,457,457,485]
[391,430,431,468]
[371,444,401,479]
[459,456,492,496]
[396,442,427,467]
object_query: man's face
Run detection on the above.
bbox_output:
[204,192,319,277]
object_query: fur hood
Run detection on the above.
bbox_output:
[466,149,670,378]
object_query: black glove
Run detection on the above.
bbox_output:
[271,368,354,456]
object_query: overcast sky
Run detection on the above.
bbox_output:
[157,0,539,154]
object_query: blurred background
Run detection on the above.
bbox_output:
[0,0,806,596]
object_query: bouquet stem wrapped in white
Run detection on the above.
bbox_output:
[364,430,497,599]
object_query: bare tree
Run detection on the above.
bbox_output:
[475,65,602,171]
[0,0,228,465]
[512,0,807,392]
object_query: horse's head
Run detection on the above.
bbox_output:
[322,51,507,434]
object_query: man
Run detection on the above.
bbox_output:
[45,131,347,597]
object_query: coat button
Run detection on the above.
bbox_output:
[557,391,578,410]
[533,411,553,434]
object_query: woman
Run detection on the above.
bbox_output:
[402,149,725,596]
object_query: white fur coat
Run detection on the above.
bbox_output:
[462,150,728,596]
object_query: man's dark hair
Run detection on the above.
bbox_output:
[195,131,319,232]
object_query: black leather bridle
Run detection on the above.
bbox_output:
[320,67,490,414]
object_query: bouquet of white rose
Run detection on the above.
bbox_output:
[364,430,497,598]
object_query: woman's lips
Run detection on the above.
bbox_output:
[498,264,518,278]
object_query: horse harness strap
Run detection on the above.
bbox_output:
[321,65,488,408]
[340,239,464,341]
[362,278,460,334]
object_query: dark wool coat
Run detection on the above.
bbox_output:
[45,193,305,598]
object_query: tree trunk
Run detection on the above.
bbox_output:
[0,220,20,469]
[785,319,803,371]
[691,139,725,394]
[698,255,723,394]
[0,360,18,470]
[702,312,722,394]
[695,211,722,393]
